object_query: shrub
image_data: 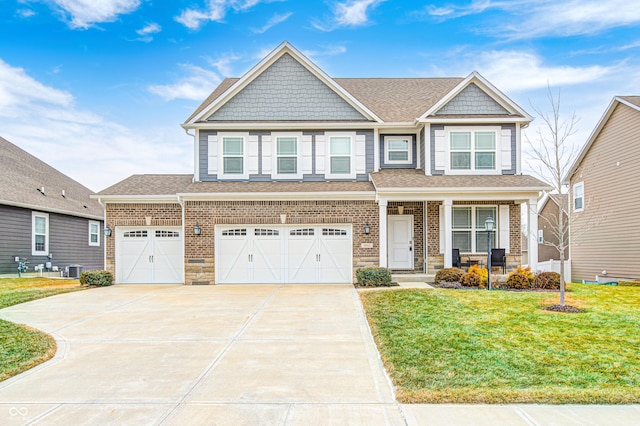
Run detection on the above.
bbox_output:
[434,268,464,285]
[79,270,113,287]
[468,265,488,286]
[356,267,393,287]
[617,280,640,287]
[460,272,481,287]
[534,271,561,289]
[505,272,532,289]
[508,265,534,283]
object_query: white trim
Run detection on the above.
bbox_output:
[179,191,376,202]
[378,200,388,267]
[383,135,413,165]
[450,205,497,254]
[88,220,100,246]
[271,132,303,180]
[218,132,249,180]
[32,211,49,256]
[3,199,103,220]
[186,42,382,125]
[499,205,510,253]
[194,129,200,181]
[573,181,584,212]
[325,132,357,180]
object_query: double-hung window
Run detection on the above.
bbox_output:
[448,128,498,172]
[272,133,302,179]
[325,133,356,179]
[573,182,584,212]
[32,212,49,256]
[384,136,412,165]
[89,220,100,246]
[452,206,496,253]
[218,133,248,179]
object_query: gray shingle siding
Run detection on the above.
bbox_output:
[435,83,509,115]
[0,204,103,275]
[379,134,417,169]
[207,54,369,122]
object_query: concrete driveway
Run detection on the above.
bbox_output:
[0,284,405,425]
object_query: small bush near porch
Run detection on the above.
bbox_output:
[360,283,640,403]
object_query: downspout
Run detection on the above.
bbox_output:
[178,195,186,284]
[96,197,107,272]
[184,128,198,182]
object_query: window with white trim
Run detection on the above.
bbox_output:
[452,206,497,253]
[384,136,412,164]
[447,127,498,173]
[89,220,100,246]
[573,182,584,212]
[32,212,49,255]
[325,133,356,179]
[217,133,248,179]
[272,133,302,179]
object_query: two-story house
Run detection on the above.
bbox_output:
[96,42,547,285]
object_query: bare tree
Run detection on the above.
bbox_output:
[525,85,580,306]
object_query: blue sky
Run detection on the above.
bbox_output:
[1,0,639,191]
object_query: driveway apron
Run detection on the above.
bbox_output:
[0,284,405,425]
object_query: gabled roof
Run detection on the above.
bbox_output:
[184,41,382,125]
[0,137,103,219]
[538,193,568,212]
[564,96,640,184]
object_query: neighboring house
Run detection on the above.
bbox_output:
[537,193,569,262]
[0,137,104,275]
[565,96,640,282]
[95,42,548,285]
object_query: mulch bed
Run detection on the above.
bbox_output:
[543,304,585,313]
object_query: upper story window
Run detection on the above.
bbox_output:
[32,212,49,256]
[218,133,249,179]
[573,182,584,212]
[447,127,499,173]
[272,133,303,179]
[89,220,100,246]
[452,206,496,253]
[325,132,356,179]
[384,136,412,165]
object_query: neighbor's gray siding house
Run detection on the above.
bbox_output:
[0,137,104,275]
[537,194,569,263]
[96,42,548,285]
[565,96,640,282]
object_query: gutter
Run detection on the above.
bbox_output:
[0,199,103,221]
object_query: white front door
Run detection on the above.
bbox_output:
[388,215,413,269]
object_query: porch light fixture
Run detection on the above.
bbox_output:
[484,216,495,290]
[194,223,202,236]
[364,224,370,235]
[104,226,112,237]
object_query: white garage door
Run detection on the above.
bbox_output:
[215,225,352,284]
[116,227,184,284]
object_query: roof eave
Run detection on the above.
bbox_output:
[177,191,376,201]
[91,194,181,204]
[1,200,104,220]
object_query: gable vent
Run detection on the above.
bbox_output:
[37,187,45,195]
[61,190,66,198]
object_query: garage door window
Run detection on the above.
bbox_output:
[290,228,314,236]
[222,229,247,236]
[156,230,180,238]
[255,228,279,236]
[323,228,347,236]
[124,230,147,238]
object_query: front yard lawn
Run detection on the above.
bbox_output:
[361,283,640,404]
[0,278,85,381]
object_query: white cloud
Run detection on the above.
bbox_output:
[0,58,191,191]
[313,0,385,31]
[148,64,221,101]
[16,8,35,18]
[52,0,141,29]
[207,54,241,77]
[135,22,161,42]
[302,45,348,58]
[175,0,269,30]
[252,11,292,34]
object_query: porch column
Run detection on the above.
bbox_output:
[527,197,539,271]
[379,199,388,267]
[443,199,453,268]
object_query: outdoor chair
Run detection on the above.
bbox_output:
[491,248,506,273]
[452,248,470,269]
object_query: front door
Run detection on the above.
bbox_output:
[388,215,413,269]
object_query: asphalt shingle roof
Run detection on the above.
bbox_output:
[0,137,103,219]
[619,96,640,108]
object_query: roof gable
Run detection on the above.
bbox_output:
[186,42,381,124]
[206,53,370,122]
[0,137,103,219]
[420,71,531,122]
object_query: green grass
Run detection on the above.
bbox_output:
[0,278,85,381]
[361,284,640,403]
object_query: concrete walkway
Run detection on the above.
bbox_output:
[0,284,404,425]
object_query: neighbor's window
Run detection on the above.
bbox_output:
[452,206,496,253]
[384,136,412,164]
[573,182,584,212]
[222,136,244,175]
[89,220,100,246]
[449,129,496,171]
[329,136,351,175]
[32,212,49,255]
[276,136,298,175]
